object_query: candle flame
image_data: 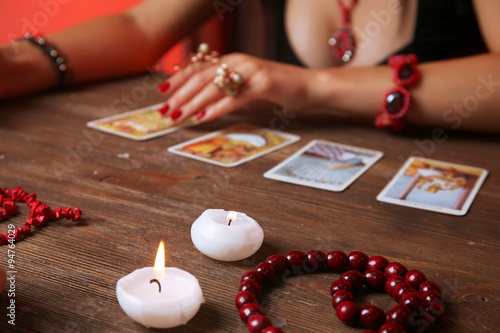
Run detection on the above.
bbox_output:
[154,240,165,279]
[227,211,238,226]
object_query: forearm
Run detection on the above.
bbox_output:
[1,0,214,98]
[310,53,500,132]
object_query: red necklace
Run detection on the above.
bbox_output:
[235,250,444,333]
[329,0,359,63]
[0,186,82,245]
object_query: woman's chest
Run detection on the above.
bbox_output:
[285,0,418,67]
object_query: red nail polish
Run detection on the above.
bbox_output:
[170,109,182,120]
[195,110,206,120]
[157,82,170,93]
[158,104,170,115]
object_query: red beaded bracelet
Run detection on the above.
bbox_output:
[235,250,444,333]
[376,54,420,131]
[0,186,82,245]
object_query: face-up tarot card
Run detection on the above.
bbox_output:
[168,123,300,167]
[264,140,383,192]
[377,157,488,216]
[87,103,197,141]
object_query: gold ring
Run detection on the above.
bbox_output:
[173,43,219,72]
[213,64,243,96]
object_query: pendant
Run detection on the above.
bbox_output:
[328,27,355,63]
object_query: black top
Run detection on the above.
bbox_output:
[261,0,488,65]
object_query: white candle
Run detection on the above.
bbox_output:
[191,209,264,261]
[116,241,204,328]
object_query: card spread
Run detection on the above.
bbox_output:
[264,140,383,192]
[168,123,300,167]
[377,157,488,216]
[87,103,197,141]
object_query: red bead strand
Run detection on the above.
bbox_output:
[235,250,444,333]
[0,186,83,245]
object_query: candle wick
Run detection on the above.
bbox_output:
[228,219,232,226]
[150,278,161,293]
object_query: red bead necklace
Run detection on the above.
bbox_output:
[329,0,359,63]
[0,186,82,245]
[235,250,444,333]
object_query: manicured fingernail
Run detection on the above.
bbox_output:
[169,109,182,120]
[157,82,170,93]
[195,110,206,120]
[158,103,170,115]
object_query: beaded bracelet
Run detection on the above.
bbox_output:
[0,186,82,244]
[376,54,420,131]
[235,250,444,333]
[23,33,70,88]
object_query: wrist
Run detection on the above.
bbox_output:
[306,68,345,110]
[1,40,58,98]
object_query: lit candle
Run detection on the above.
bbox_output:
[191,209,264,261]
[116,241,204,328]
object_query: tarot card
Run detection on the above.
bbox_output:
[87,103,197,141]
[168,123,300,167]
[377,157,488,216]
[264,140,383,192]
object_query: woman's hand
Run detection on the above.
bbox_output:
[157,53,314,123]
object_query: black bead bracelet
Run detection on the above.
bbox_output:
[23,33,70,88]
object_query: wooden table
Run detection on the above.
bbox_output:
[0,75,499,333]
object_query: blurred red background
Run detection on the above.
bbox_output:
[0,0,223,72]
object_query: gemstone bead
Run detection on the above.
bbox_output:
[336,301,360,326]
[247,314,271,333]
[360,305,385,330]
[285,250,307,273]
[364,269,387,291]
[392,282,413,303]
[367,256,389,272]
[341,270,364,292]
[266,255,288,276]
[348,251,369,272]
[399,291,424,311]
[385,92,404,114]
[399,63,413,80]
[305,250,327,272]
[235,291,257,310]
[256,262,275,283]
[330,279,353,295]
[419,280,441,294]
[386,304,412,328]
[385,262,408,277]
[405,269,427,290]
[422,290,442,303]
[332,290,354,309]
[326,251,349,272]
[239,279,261,298]
[239,303,263,323]
[241,270,263,286]
[385,276,405,295]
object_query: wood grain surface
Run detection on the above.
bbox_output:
[0,75,499,333]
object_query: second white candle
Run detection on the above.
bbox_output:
[191,209,264,261]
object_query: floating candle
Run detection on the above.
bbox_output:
[191,209,264,261]
[116,241,204,328]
